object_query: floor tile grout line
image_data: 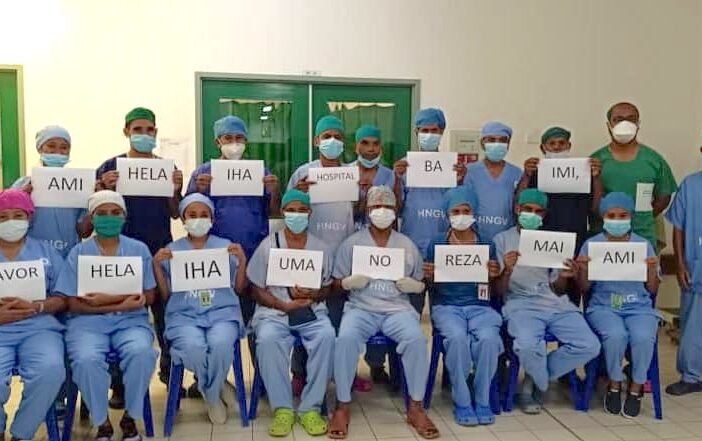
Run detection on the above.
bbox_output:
[543,408,586,441]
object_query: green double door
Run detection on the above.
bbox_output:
[0,69,22,188]
[200,78,414,188]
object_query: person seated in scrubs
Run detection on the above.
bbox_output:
[329,185,438,440]
[423,187,503,426]
[152,193,247,424]
[247,189,335,437]
[57,191,157,441]
[493,189,600,414]
[0,189,66,441]
[576,192,660,418]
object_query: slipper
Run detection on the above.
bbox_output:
[453,405,478,426]
[407,407,440,439]
[269,408,295,437]
[352,375,372,393]
[328,408,350,439]
[298,410,327,436]
[475,405,495,425]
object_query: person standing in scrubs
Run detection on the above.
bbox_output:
[0,189,67,441]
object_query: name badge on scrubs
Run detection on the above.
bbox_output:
[611,294,624,310]
[478,284,490,301]
[198,289,213,308]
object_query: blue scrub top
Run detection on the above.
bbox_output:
[0,237,65,344]
[56,235,156,331]
[400,186,450,260]
[352,162,395,230]
[666,171,702,292]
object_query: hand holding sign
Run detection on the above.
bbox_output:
[537,158,591,194]
[518,230,576,269]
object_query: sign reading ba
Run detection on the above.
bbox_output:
[78,256,143,296]
[266,248,324,289]
[31,167,96,208]
[210,159,265,197]
[537,158,591,194]
[0,260,47,301]
[518,230,576,269]
[116,158,174,197]
[308,166,360,203]
[171,248,231,292]
[433,244,490,283]
[588,242,648,281]
[406,152,458,188]
[351,245,405,281]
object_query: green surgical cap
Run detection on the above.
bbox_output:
[282,189,311,209]
[518,189,548,209]
[315,116,344,137]
[355,124,381,143]
[125,107,156,126]
[541,126,571,144]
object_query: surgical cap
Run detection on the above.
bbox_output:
[599,192,634,216]
[179,193,215,218]
[88,190,126,214]
[481,121,513,139]
[367,185,396,208]
[0,189,35,216]
[315,116,344,137]
[443,186,478,213]
[214,116,248,139]
[282,189,311,209]
[125,107,156,126]
[355,125,382,143]
[415,108,446,129]
[518,188,548,209]
[35,125,71,151]
[541,126,571,144]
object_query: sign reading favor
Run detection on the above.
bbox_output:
[518,230,576,269]
[266,248,324,289]
[433,244,490,283]
[537,158,591,194]
[31,167,95,208]
[406,152,458,188]
[588,242,648,281]
[77,256,143,296]
[171,248,231,292]
[0,260,46,301]
[308,166,360,203]
[210,159,265,196]
[116,158,174,197]
[351,246,405,281]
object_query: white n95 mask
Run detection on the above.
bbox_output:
[369,208,395,229]
[221,142,246,160]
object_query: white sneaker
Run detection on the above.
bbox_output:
[207,399,228,424]
[221,381,237,410]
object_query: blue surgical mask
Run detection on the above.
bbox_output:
[40,153,70,167]
[518,211,543,230]
[418,133,441,151]
[319,138,345,160]
[358,155,381,169]
[284,212,309,234]
[603,219,631,237]
[484,142,509,162]
[130,134,157,153]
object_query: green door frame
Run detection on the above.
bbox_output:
[0,65,26,188]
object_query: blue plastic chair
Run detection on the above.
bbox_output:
[62,351,154,441]
[163,338,249,436]
[9,367,60,441]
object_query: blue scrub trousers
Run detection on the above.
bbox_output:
[587,309,658,384]
[432,305,503,407]
[0,331,65,440]
[66,325,157,427]
[677,290,702,383]
[507,309,600,392]
[254,315,334,413]
[168,321,238,405]
[335,308,428,403]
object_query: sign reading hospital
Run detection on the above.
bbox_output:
[537,158,591,194]
[116,158,174,197]
[406,152,458,188]
[210,159,265,196]
[266,248,324,289]
[351,246,405,281]
[77,256,143,296]
[31,167,95,208]
[0,260,46,301]
[308,166,360,203]
[433,245,490,283]
[518,230,576,269]
[171,248,231,292]
[588,242,648,281]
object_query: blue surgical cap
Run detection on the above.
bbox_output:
[599,192,635,217]
[35,125,71,151]
[355,124,382,143]
[179,193,215,218]
[282,189,311,209]
[214,116,248,139]
[415,108,446,129]
[481,121,513,139]
[443,186,478,213]
[315,116,344,137]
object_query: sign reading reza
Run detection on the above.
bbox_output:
[406,152,458,188]
[351,246,405,281]
[537,158,591,194]
[434,244,490,283]
[588,242,648,281]
[308,166,359,203]
[0,260,46,301]
[210,159,265,196]
[31,167,95,208]
[266,249,324,289]
[518,230,576,269]
[171,248,231,292]
[116,158,174,197]
[78,256,143,296]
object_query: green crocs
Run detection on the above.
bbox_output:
[298,410,328,436]
[269,408,295,437]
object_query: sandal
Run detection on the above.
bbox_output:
[269,408,295,437]
[328,408,350,439]
[407,405,440,439]
[475,405,495,425]
[352,375,373,392]
[453,405,478,426]
[298,410,328,436]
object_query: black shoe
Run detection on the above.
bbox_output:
[621,392,642,418]
[95,419,113,441]
[158,370,170,386]
[371,367,390,384]
[120,413,141,441]
[80,401,90,421]
[108,384,125,410]
[604,388,622,415]
[665,380,702,396]
[186,381,203,399]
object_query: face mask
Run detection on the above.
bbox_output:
[544,150,570,159]
[603,219,631,237]
[449,214,475,231]
[484,142,509,162]
[418,133,441,151]
[221,142,246,160]
[610,121,638,144]
[184,218,212,237]
[93,215,125,238]
[358,155,381,169]
[518,211,543,230]
[284,212,309,234]
[40,153,70,167]
[130,134,157,153]
[319,138,345,160]
[369,208,396,230]
[0,219,29,242]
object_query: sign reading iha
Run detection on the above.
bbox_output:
[171,248,231,291]
[210,159,265,197]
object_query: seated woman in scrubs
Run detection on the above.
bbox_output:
[0,189,66,441]
[153,193,247,424]
[56,191,157,441]
[424,187,503,426]
[576,192,660,418]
